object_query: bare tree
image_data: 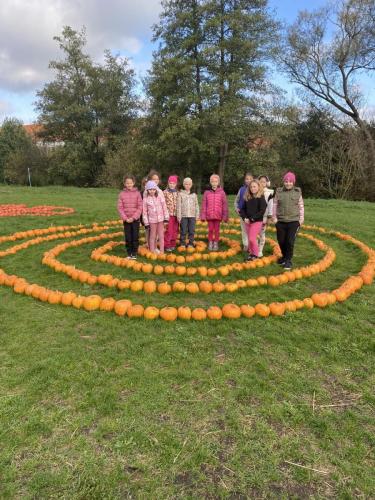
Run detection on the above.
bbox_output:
[281,0,375,162]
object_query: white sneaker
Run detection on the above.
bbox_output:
[155,248,160,254]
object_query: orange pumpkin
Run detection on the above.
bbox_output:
[177,306,192,320]
[158,282,172,295]
[175,265,187,276]
[191,308,207,320]
[175,256,186,264]
[164,265,175,275]
[303,298,314,309]
[207,306,222,320]
[222,303,241,319]
[114,299,132,316]
[130,280,144,292]
[153,265,164,275]
[83,295,102,311]
[100,297,116,311]
[257,276,267,286]
[254,303,270,317]
[144,306,160,320]
[199,281,213,294]
[240,304,255,318]
[127,304,144,318]
[48,291,62,305]
[141,263,153,274]
[225,282,238,293]
[269,302,285,316]
[268,276,280,287]
[172,281,186,292]
[311,293,328,308]
[61,291,77,306]
[186,282,199,294]
[143,280,157,294]
[160,307,178,321]
[212,281,225,293]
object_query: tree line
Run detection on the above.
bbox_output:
[0,0,374,200]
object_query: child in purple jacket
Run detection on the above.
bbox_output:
[200,174,229,251]
[117,175,143,259]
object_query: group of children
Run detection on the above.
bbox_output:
[117,169,304,270]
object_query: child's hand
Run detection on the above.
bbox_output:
[244,218,250,224]
[128,217,133,223]
[272,217,277,224]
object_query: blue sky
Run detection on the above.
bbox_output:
[0,0,373,124]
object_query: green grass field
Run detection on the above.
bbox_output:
[0,185,374,499]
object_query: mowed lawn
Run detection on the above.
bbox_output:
[0,185,374,499]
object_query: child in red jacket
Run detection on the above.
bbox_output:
[200,174,228,250]
[117,175,143,259]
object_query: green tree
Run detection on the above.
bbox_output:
[35,26,137,186]
[146,0,277,188]
[0,118,32,183]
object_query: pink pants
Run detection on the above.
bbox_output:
[149,222,165,253]
[208,219,221,242]
[164,215,179,248]
[246,221,263,256]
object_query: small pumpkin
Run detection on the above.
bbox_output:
[222,303,241,319]
[160,307,178,321]
[191,308,207,320]
[144,306,160,320]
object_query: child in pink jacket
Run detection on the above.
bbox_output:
[200,174,229,250]
[117,175,143,259]
[143,180,169,253]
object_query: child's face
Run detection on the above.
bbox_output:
[148,188,156,196]
[284,180,294,190]
[184,180,192,191]
[250,182,259,195]
[210,178,219,189]
[151,175,159,185]
[245,175,253,186]
[168,181,177,189]
[259,177,267,189]
[124,178,134,190]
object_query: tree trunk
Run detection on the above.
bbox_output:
[218,143,228,187]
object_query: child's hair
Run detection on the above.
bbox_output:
[123,174,136,184]
[141,176,148,190]
[146,188,158,197]
[244,172,253,179]
[147,169,160,181]
[244,179,264,200]
[210,174,220,184]
[182,177,195,192]
[258,175,269,182]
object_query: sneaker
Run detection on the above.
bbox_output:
[277,257,286,265]
[208,241,213,251]
[126,255,132,259]
[213,242,219,251]
[258,252,263,258]
[283,260,292,270]
[166,247,173,252]
[131,255,137,260]
[155,248,160,254]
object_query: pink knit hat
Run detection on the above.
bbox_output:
[168,175,178,184]
[283,171,296,183]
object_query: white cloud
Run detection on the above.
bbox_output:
[0,0,162,92]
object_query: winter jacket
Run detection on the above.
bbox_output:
[240,196,267,222]
[164,188,178,216]
[200,187,228,222]
[176,191,200,221]
[263,187,274,223]
[142,193,169,226]
[117,188,142,221]
[234,185,247,212]
[272,187,304,224]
